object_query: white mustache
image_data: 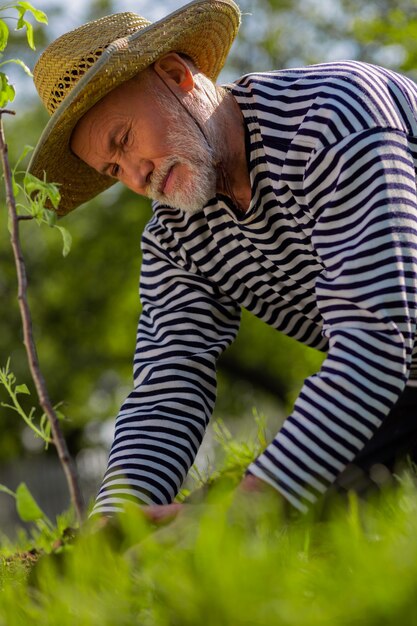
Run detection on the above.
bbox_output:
[147,156,178,199]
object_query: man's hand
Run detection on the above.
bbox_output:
[140,502,185,524]
[134,477,273,524]
[91,475,285,532]
[238,473,291,518]
[239,474,270,493]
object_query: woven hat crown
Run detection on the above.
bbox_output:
[34,13,151,115]
[29,0,241,214]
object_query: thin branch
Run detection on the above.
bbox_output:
[0,111,84,524]
[17,215,34,221]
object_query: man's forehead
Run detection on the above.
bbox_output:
[79,75,143,125]
[70,99,120,164]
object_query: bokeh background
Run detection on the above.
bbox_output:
[1,0,417,536]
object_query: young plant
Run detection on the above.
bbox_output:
[0,482,54,534]
[0,359,53,446]
[0,2,84,524]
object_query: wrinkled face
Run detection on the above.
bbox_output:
[70,70,217,214]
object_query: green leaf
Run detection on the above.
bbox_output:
[12,145,33,193]
[0,72,15,107]
[55,225,72,257]
[45,183,60,209]
[44,209,57,226]
[3,358,11,375]
[55,409,66,421]
[40,413,51,447]
[15,482,44,522]
[6,81,15,103]
[12,174,19,197]
[15,383,30,395]
[0,484,16,498]
[23,173,61,219]
[23,171,43,194]
[24,19,34,49]
[18,144,33,162]
[0,20,9,52]
[16,7,25,30]
[39,413,48,433]
[15,10,35,48]
[17,1,48,24]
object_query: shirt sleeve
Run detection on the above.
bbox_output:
[91,222,241,515]
[247,127,417,512]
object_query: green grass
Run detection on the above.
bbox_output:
[2,425,417,625]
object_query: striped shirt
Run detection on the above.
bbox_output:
[92,61,417,515]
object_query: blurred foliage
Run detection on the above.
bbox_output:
[2,407,417,626]
[3,468,417,625]
[1,0,417,479]
[232,0,417,79]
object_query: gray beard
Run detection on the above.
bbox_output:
[148,89,218,214]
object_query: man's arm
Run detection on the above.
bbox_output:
[91,222,241,516]
[247,127,417,512]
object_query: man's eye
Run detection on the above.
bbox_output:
[122,131,129,145]
[111,163,120,177]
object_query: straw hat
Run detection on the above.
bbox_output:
[28,0,241,215]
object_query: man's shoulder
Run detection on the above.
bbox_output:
[231,61,417,149]
[231,61,416,95]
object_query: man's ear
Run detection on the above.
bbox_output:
[153,52,195,93]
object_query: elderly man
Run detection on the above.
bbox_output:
[29,0,417,520]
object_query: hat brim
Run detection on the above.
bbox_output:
[28,0,241,215]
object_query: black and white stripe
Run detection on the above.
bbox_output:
[92,61,417,514]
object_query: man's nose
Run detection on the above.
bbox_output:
[121,157,154,194]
